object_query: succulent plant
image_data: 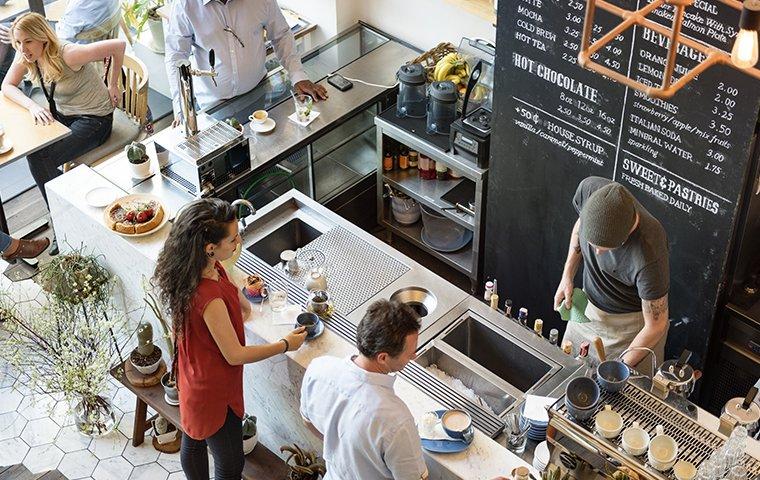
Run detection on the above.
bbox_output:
[136,320,156,356]
[225,117,242,131]
[126,141,148,164]
[280,443,326,480]
[242,413,257,439]
[154,415,169,435]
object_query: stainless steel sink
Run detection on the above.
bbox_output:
[415,343,517,416]
[442,316,553,392]
[245,218,322,266]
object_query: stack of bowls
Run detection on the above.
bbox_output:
[526,415,548,441]
[565,376,600,421]
[532,441,550,471]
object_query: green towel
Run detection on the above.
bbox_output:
[556,288,590,323]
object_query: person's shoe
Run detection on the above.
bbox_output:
[49,237,59,256]
[1,237,51,263]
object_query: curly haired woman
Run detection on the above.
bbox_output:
[153,198,306,480]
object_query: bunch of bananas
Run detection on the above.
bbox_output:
[433,52,470,92]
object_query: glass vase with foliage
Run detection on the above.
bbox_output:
[0,246,132,437]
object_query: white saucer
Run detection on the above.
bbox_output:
[85,186,121,208]
[249,118,276,133]
[0,141,13,155]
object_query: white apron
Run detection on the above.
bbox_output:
[561,296,667,377]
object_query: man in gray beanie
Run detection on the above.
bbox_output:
[554,176,669,375]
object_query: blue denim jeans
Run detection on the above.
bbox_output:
[0,231,11,253]
[180,407,244,480]
[27,112,113,204]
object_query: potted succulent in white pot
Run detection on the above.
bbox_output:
[130,320,162,375]
[242,414,258,455]
[152,414,179,444]
[143,279,178,405]
[126,141,152,179]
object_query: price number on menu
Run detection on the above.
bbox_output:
[704,149,726,176]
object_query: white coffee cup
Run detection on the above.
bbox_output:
[673,460,697,480]
[595,405,623,439]
[648,425,678,471]
[621,421,650,456]
[250,110,268,124]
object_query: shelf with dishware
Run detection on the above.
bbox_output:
[375,107,488,293]
[380,207,473,275]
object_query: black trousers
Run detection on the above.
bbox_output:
[27,111,113,205]
[180,407,244,480]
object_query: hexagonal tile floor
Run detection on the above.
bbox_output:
[0,364,190,480]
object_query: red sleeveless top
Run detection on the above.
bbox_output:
[177,262,245,440]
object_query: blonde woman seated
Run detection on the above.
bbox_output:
[1,13,124,208]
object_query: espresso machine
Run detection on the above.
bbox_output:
[155,49,251,198]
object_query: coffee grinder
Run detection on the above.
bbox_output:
[450,60,492,168]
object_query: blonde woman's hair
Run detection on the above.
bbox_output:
[10,12,65,84]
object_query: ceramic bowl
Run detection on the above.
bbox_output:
[597,359,630,392]
[565,376,600,420]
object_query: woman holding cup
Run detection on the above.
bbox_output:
[153,198,306,480]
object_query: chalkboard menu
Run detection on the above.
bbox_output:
[486,0,760,367]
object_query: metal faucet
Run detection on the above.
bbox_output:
[231,199,256,229]
[176,49,218,138]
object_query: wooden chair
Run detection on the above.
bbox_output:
[67,52,149,168]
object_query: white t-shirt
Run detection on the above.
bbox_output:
[300,355,428,480]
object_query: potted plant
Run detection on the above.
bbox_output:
[242,413,258,455]
[0,245,131,437]
[280,444,326,480]
[125,141,151,179]
[152,414,179,444]
[122,0,165,53]
[225,117,243,132]
[129,320,162,375]
[143,279,178,405]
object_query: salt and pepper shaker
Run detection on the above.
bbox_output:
[549,328,559,346]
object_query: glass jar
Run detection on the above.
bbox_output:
[435,162,448,180]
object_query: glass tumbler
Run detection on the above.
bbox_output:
[294,94,313,123]
[269,289,288,313]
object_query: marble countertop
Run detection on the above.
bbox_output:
[45,165,535,480]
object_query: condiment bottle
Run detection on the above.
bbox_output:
[484,281,494,301]
[533,318,543,337]
[549,328,559,346]
[399,148,409,170]
[383,152,393,172]
[435,161,448,180]
[517,307,528,327]
[490,292,500,310]
[409,150,419,168]
[392,152,399,170]
[562,340,573,355]
[418,154,427,177]
[503,299,513,319]
[427,159,437,179]
[512,466,530,480]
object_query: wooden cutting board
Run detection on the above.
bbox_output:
[125,359,166,387]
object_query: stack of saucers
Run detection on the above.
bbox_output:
[526,416,549,441]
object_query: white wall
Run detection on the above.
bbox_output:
[280,0,496,51]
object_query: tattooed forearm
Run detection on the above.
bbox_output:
[642,294,668,318]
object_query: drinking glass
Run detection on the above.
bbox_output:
[294,94,313,122]
[505,413,529,455]
[269,289,288,313]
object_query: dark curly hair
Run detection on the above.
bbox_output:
[152,198,236,342]
[356,300,421,359]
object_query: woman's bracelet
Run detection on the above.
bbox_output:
[280,338,289,354]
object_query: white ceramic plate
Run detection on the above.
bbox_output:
[103,194,171,238]
[249,118,276,133]
[0,141,13,155]
[85,187,121,208]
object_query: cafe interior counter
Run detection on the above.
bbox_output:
[45,167,536,479]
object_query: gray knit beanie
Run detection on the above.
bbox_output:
[580,183,636,248]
